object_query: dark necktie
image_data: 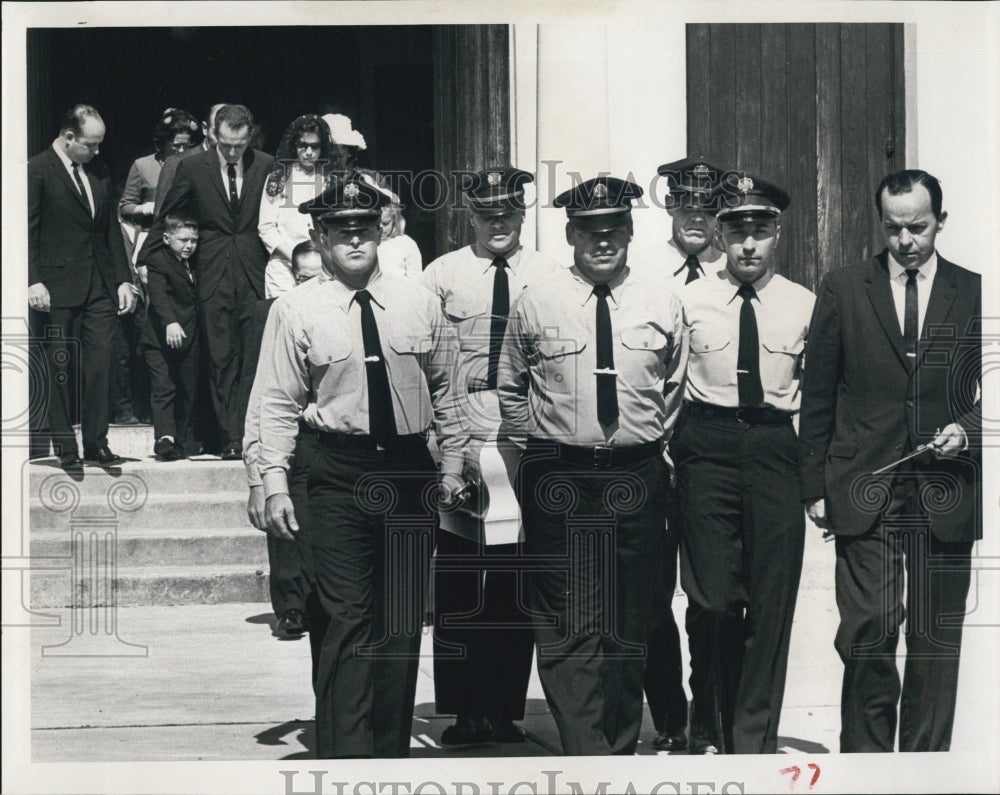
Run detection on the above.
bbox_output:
[736,283,764,407]
[227,163,239,209]
[593,284,619,426]
[904,269,919,367]
[354,290,398,447]
[486,257,510,389]
[683,255,701,284]
[71,163,92,216]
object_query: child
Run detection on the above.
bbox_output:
[140,212,200,461]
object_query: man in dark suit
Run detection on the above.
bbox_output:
[150,103,224,219]
[143,104,274,460]
[800,169,982,753]
[28,104,136,468]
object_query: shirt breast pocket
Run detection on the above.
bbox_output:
[536,337,587,395]
[689,327,732,358]
[760,330,805,392]
[618,326,669,388]
[388,332,432,398]
[308,333,360,392]
[443,296,490,353]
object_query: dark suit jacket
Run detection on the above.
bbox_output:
[799,250,981,541]
[141,146,274,302]
[143,247,199,352]
[151,143,204,219]
[28,146,131,308]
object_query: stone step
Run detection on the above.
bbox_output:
[29,563,272,608]
[29,491,249,533]
[30,526,268,568]
[27,457,247,498]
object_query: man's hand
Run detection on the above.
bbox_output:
[118,282,137,315]
[137,201,155,217]
[928,423,968,458]
[806,497,832,531]
[28,282,51,313]
[136,265,149,287]
[165,322,186,349]
[265,493,298,540]
[247,485,266,531]
[438,472,468,509]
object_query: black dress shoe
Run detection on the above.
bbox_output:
[652,727,688,751]
[490,719,526,743]
[111,411,141,426]
[278,609,307,636]
[440,716,493,746]
[58,452,82,469]
[84,446,125,467]
[154,438,185,462]
[220,441,243,460]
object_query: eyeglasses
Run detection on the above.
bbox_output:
[296,142,322,151]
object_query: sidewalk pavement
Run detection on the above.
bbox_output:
[29,590,849,762]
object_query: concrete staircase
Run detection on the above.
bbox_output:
[27,424,270,608]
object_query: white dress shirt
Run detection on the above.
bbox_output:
[887,251,938,339]
[53,142,95,216]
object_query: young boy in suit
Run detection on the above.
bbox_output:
[141,212,201,461]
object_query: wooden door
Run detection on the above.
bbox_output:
[687,23,906,290]
[432,25,511,259]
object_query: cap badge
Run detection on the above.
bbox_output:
[737,176,754,194]
[344,183,360,200]
[593,183,608,199]
[693,164,710,176]
[487,171,502,186]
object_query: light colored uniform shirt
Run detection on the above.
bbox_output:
[887,251,937,338]
[243,273,331,487]
[254,267,465,497]
[498,264,689,447]
[664,237,724,291]
[682,268,815,412]
[420,244,563,398]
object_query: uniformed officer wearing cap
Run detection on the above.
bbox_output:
[255,175,468,758]
[498,176,688,755]
[673,172,815,754]
[420,167,561,745]
[657,157,727,289]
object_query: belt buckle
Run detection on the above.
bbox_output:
[735,407,751,424]
[593,446,613,468]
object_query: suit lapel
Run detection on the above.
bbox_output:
[205,148,231,209]
[919,255,959,361]
[50,150,93,218]
[864,251,910,370]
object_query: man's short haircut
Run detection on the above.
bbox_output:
[214,104,254,133]
[290,240,325,274]
[60,104,102,136]
[164,212,199,234]
[875,169,944,220]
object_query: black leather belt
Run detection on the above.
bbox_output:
[316,431,426,453]
[527,437,662,469]
[686,402,793,425]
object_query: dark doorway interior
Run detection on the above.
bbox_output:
[27,25,439,259]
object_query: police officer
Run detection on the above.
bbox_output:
[657,157,727,288]
[498,176,688,755]
[420,167,561,745]
[255,175,467,758]
[641,156,731,753]
[673,172,814,754]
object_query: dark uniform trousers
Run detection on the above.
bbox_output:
[674,410,804,754]
[834,470,972,753]
[201,263,259,446]
[288,420,330,691]
[45,263,119,456]
[642,490,688,735]
[433,533,535,721]
[518,441,666,755]
[305,439,435,758]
